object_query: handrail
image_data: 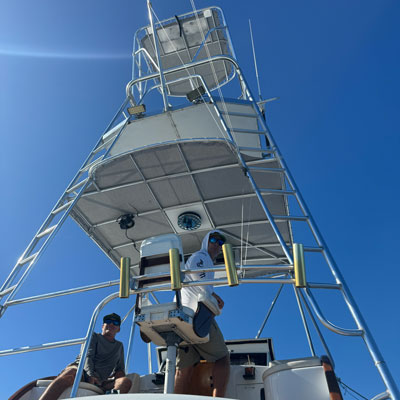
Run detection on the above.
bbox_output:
[126,55,242,105]
[191,25,229,62]
[5,280,119,306]
[371,391,391,400]
[70,291,120,398]
[0,338,86,357]
[303,287,362,336]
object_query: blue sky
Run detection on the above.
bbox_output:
[1,0,399,398]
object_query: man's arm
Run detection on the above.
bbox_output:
[84,333,101,384]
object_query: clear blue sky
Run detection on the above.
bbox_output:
[1,0,399,398]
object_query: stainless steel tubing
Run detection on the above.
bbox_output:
[70,291,119,398]
[256,283,284,339]
[146,0,169,111]
[303,288,363,336]
[298,288,335,368]
[0,338,85,357]
[294,287,315,356]
[236,66,400,400]
[6,280,119,306]
[126,55,241,103]
[125,310,136,373]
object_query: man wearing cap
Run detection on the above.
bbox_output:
[174,230,230,398]
[39,313,131,399]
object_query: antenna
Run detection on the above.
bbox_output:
[249,19,262,101]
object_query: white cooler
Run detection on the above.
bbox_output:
[262,357,331,400]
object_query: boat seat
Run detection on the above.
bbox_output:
[137,301,209,346]
[134,234,212,393]
[126,372,141,393]
[35,373,140,397]
[135,234,209,347]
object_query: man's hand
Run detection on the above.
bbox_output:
[212,293,224,309]
[113,370,126,379]
[88,376,101,386]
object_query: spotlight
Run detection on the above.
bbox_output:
[127,104,146,117]
[186,86,205,103]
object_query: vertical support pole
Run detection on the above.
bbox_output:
[164,344,178,394]
[163,333,182,394]
[293,287,315,357]
[125,310,137,373]
[147,342,153,374]
[147,0,169,112]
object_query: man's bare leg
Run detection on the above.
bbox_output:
[114,376,132,393]
[174,365,194,394]
[39,368,76,400]
[212,355,230,398]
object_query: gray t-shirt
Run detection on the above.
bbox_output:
[73,332,125,382]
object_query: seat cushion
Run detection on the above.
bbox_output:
[36,379,104,395]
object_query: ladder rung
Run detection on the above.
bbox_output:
[92,136,115,155]
[272,215,308,222]
[259,189,295,195]
[289,246,324,253]
[67,178,89,194]
[36,225,57,239]
[238,146,274,154]
[52,200,74,215]
[18,252,39,265]
[80,158,101,173]
[0,285,17,298]
[248,166,284,173]
[231,128,266,135]
[220,110,258,118]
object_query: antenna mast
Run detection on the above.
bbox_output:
[249,19,262,101]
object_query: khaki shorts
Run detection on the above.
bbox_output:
[176,319,229,369]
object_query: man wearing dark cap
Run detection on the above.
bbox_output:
[39,313,131,399]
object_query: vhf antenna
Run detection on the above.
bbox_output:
[249,19,262,102]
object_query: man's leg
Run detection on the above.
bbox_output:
[174,365,195,394]
[114,376,132,393]
[39,368,77,400]
[212,354,230,398]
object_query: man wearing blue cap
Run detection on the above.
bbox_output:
[39,313,131,399]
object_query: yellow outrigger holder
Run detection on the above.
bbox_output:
[223,243,239,286]
[293,243,306,288]
[119,257,131,298]
[169,248,182,290]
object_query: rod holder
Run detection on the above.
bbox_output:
[119,257,131,298]
[169,248,182,290]
[293,243,306,288]
[223,243,239,286]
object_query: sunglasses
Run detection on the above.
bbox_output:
[104,319,120,326]
[209,236,225,246]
